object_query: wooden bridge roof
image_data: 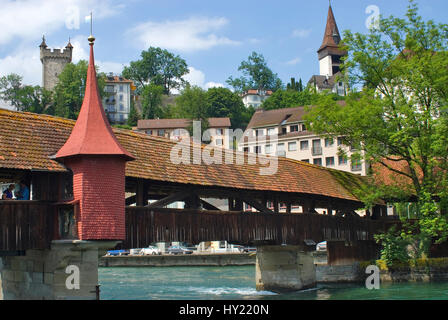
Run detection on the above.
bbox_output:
[0,109,371,203]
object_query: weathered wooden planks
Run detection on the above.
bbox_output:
[123,207,385,248]
[0,201,55,251]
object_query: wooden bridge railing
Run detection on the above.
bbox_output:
[0,201,79,252]
[0,201,55,252]
[123,207,386,249]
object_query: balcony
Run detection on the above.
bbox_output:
[312,146,323,156]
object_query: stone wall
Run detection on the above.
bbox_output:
[0,240,117,300]
[100,253,255,267]
[255,246,316,293]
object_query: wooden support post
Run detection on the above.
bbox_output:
[136,179,149,206]
[185,195,201,210]
[273,197,279,214]
[234,199,243,211]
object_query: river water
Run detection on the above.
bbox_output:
[98,266,448,300]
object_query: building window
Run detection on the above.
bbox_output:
[300,140,309,150]
[119,95,123,101]
[282,127,287,135]
[265,144,272,154]
[267,128,276,136]
[145,130,153,135]
[338,155,348,165]
[216,139,223,146]
[301,124,307,131]
[277,143,285,156]
[119,104,124,111]
[254,146,261,154]
[312,139,322,156]
[243,147,249,153]
[351,159,362,172]
[313,158,322,166]
[301,159,310,163]
[337,137,344,146]
[288,142,297,152]
[290,125,299,133]
[216,128,223,136]
[119,114,124,122]
[325,138,334,147]
[326,157,335,167]
[158,129,165,137]
[119,85,124,92]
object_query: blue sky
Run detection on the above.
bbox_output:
[0,0,447,90]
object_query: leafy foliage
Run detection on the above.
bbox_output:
[53,60,106,120]
[305,0,448,257]
[122,47,189,95]
[226,52,283,93]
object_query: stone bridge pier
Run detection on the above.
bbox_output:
[0,240,117,300]
[255,245,316,293]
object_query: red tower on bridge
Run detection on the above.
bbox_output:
[55,35,135,240]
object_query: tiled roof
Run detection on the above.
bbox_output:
[137,117,231,130]
[247,107,308,129]
[55,41,134,161]
[105,75,133,83]
[318,5,345,54]
[0,109,371,203]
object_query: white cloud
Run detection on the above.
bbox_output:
[0,0,122,46]
[292,28,312,38]
[128,17,241,52]
[171,67,224,93]
[0,47,42,85]
[285,57,302,66]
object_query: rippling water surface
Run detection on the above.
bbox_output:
[98,266,448,300]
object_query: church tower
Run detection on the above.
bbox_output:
[40,36,73,91]
[317,4,347,77]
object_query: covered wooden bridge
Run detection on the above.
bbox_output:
[0,109,388,253]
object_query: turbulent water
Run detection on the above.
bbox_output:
[98,266,448,300]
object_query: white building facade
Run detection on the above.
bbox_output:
[239,107,369,176]
[102,74,135,124]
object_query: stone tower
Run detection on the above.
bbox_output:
[39,36,73,91]
[317,5,347,77]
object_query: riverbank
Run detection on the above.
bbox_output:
[99,253,256,267]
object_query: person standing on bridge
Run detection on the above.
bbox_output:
[16,181,29,200]
[2,184,15,200]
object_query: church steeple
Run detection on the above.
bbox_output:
[317,4,347,76]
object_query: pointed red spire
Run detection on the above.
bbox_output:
[55,38,134,161]
[318,5,342,52]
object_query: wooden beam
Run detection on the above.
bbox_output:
[146,191,193,209]
[235,194,274,214]
[125,195,136,206]
[201,199,221,211]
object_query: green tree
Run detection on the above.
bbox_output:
[53,60,106,120]
[206,87,249,129]
[127,100,141,126]
[141,84,164,119]
[286,78,303,92]
[122,47,189,95]
[0,74,53,114]
[304,0,448,256]
[262,89,317,110]
[226,52,283,93]
[0,73,24,109]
